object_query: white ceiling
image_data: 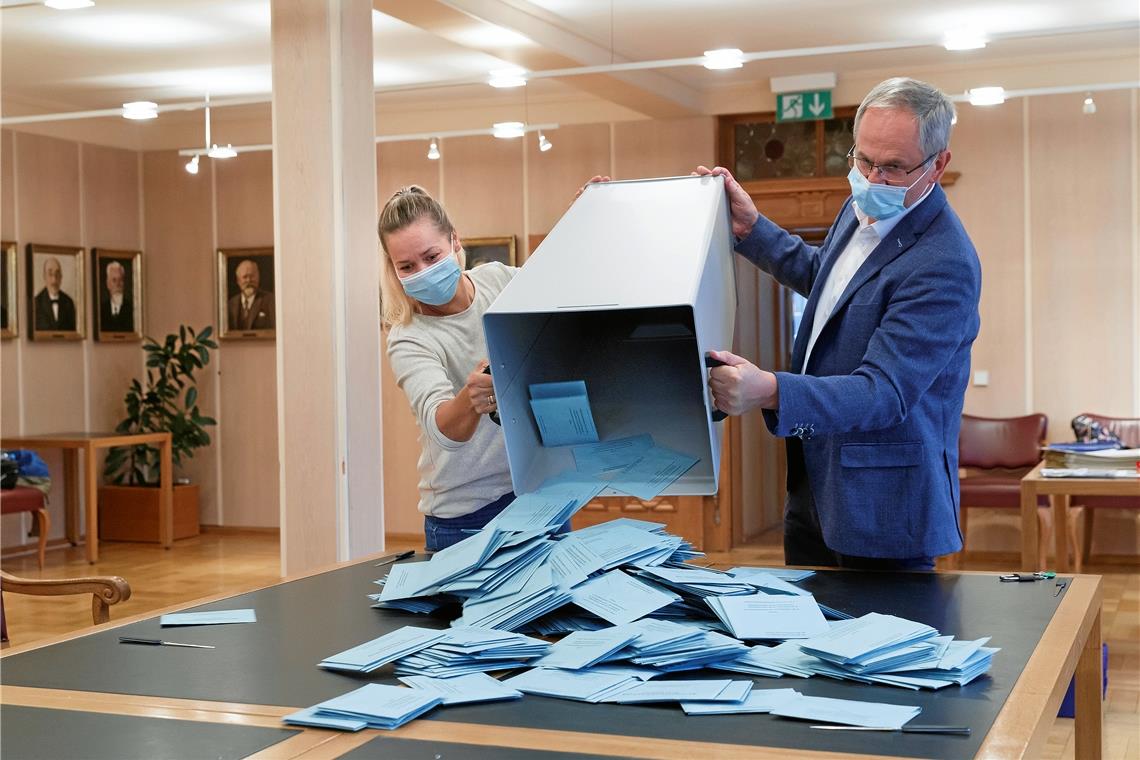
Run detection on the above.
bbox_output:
[0,0,1137,121]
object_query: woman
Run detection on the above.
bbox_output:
[380,186,516,551]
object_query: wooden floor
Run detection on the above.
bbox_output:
[2,529,1137,759]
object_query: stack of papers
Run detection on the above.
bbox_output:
[529,380,599,447]
[532,627,640,670]
[628,630,749,672]
[1044,443,1139,471]
[800,613,938,667]
[570,569,681,625]
[160,609,257,626]
[393,626,550,677]
[284,684,442,731]
[770,692,921,729]
[319,626,447,674]
[682,687,800,715]
[706,594,830,640]
[397,672,523,705]
[602,679,752,704]
[503,667,641,703]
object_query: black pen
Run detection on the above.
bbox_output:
[374,549,415,567]
[119,636,214,649]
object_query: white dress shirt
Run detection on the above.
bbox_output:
[800,187,933,372]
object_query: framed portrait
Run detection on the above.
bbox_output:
[1,241,16,339]
[218,247,275,340]
[26,243,85,341]
[463,236,517,270]
[92,248,143,342]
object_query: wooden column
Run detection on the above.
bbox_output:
[270,0,383,574]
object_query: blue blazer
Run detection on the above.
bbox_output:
[738,185,981,558]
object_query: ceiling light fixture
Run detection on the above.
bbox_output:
[121,101,157,120]
[967,86,1006,106]
[207,144,237,159]
[184,154,199,175]
[492,121,525,139]
[943,28,987,51]
[1082,94,1097,114]
[427,139,440,160]
[44,0,95,9]
[538,131,552,152]
[489,68,527,88]
[702,48,744,70]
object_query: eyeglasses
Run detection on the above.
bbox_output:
[847,147,939,185]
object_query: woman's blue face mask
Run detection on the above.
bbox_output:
[399,252,461,306]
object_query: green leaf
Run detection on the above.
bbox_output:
[185,386,198,408]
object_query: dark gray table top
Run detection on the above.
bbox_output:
[1,560,1068,759]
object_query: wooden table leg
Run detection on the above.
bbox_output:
[1074,607,1103,759]
[159,433,173,549]
[1053,494,1071,573]
[84,445,99,564]
[1020,480,1039,571]
[62,448,80,546]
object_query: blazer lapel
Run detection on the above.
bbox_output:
[810,185,949,354]
[790,203,859,373]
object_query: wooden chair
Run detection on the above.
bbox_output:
[1073,412,1140,568]
[0,569,131,649]
[0,486,51,569]
[956,413,1076,568]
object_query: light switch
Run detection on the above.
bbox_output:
[973,370,990,387]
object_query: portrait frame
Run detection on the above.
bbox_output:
[26,242,85,341]
[92,247,144,342]
[217,247,276,340]
[463,236,517,270]
[1,241,17,339]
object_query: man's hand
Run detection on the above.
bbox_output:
[707,349,778,415]
[693,166,759,240]
[464,360,497,415]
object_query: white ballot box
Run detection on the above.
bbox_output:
[484,174,736,496]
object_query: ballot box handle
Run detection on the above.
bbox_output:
[704,356,729,422]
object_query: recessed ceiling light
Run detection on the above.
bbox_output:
[943,28,987,51]
[492,121,525,139]
[184,155,200,175]
[207,144,237,159]
[489,68,527,88]
[702,48,744,70]
[967,86,1005,106]
[44,0,95,9]
[121,101,157,120]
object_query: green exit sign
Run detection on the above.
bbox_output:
[776,90,833,122]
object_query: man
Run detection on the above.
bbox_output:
[33,256,77,331]
[700,77,981,571]
[100,260,134,333]
[226,259,275,331]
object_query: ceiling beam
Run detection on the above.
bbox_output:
[372,0,701,118]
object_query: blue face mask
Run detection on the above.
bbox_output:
[399,254,462,306]
[847,163,930,220]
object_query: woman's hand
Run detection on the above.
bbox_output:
[463,361,497,416]
[572,175,611,205]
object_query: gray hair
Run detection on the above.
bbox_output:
[105,260,125,278]
[854,77,956,157]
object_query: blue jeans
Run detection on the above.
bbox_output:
[424,492,515,552]
[423,492,572,552]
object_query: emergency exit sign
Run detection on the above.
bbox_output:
[776,90,832,122]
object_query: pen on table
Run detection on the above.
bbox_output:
[811,725,971,735]
[119,636,214,649]
[374,549,415,567]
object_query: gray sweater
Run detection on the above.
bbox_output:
[387,262,517,518]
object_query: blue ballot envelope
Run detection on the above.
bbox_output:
[483,175,736,497]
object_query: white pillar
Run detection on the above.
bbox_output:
[271,0,383,574]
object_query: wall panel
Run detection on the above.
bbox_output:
[442,135,524,242]
[526,123,611,238]
[1,129,20,436]
[613,116,716,179]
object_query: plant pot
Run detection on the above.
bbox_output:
[98,484,200,542]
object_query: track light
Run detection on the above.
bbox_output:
[702,48,744,70]
[538,131,552,152]
[967,86,1005,106]
[427,139,440,160]
[943,28,987,51]
[44,0,94,8]
[1082,94,1097,115]
[184,155,199,175]
[489,68,527,88]
[122,101,157,120]
[492,121,525,139]
[207,144,237,159]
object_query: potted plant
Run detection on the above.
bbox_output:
[99,325,218,542]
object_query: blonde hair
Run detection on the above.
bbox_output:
[378,186,465,328]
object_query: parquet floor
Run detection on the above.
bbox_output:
[2,529,1137,759]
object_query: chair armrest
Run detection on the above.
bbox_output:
[1,570,131,625]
